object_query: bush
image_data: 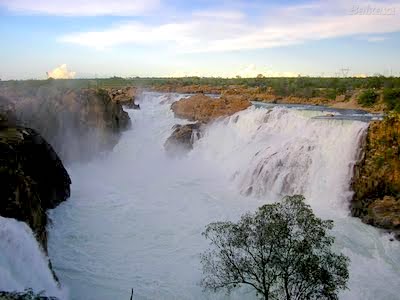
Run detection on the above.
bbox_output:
[383,88,400,112]
[200,195,349,300]
[358,89,378,107]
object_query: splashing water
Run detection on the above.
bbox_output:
[43,92,400,299]
[0,216,67,299]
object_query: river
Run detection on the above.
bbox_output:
[18,92,399,299]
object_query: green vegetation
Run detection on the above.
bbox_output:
[200,195,349,300]
[2,76,400,111]
[383,88,400,112]
[358,89,379,107]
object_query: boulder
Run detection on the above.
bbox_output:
[171,94,251,123]
[363,196,400,232]
[164,123,202,155]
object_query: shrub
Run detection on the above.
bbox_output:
[383,88,400,112]
[358,89,378,107]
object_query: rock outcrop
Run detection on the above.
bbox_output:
[164,123,202,155]
[0,98,71,285]
[0,85,131,162]
[107,86,137,108]
[0,119,71,250]
[166,94,250,153]
[351,113,400,239]
[171,94,251,123]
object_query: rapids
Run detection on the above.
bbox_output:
[44,92,400,299]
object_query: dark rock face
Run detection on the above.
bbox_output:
[0,123,71,250]
[1,86,131,162]
[164,123,202,155]
[351,113,400,239]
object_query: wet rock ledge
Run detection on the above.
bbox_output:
[351,113,400,239]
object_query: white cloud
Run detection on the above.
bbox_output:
[0,0,159,16]
[47,64,76,79]
[192,10,245,20]
[58,0,400,52]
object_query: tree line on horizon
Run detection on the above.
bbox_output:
[2,75,400,112]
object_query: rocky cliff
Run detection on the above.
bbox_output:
[0,84,131,162]
[351,113,400,239]
[0,83,132,292]
[0,113,71,250]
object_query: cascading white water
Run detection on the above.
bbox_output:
[191,107,367,215]
[45,92,400,300]
[0,216,67,299]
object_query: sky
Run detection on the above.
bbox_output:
[0,0,400,79]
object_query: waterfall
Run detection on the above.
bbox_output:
[44,92,400,300]
[190,107,368,215]
[0,216,67,299]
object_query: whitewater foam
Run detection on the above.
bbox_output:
[0,216,66,299]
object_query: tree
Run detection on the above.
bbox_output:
[200,195,349,300]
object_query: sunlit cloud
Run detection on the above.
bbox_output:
[59,0,400,52]
[47,64,76,79]
[0,0,160,16]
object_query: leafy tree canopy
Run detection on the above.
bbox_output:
[201,195,349,300]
